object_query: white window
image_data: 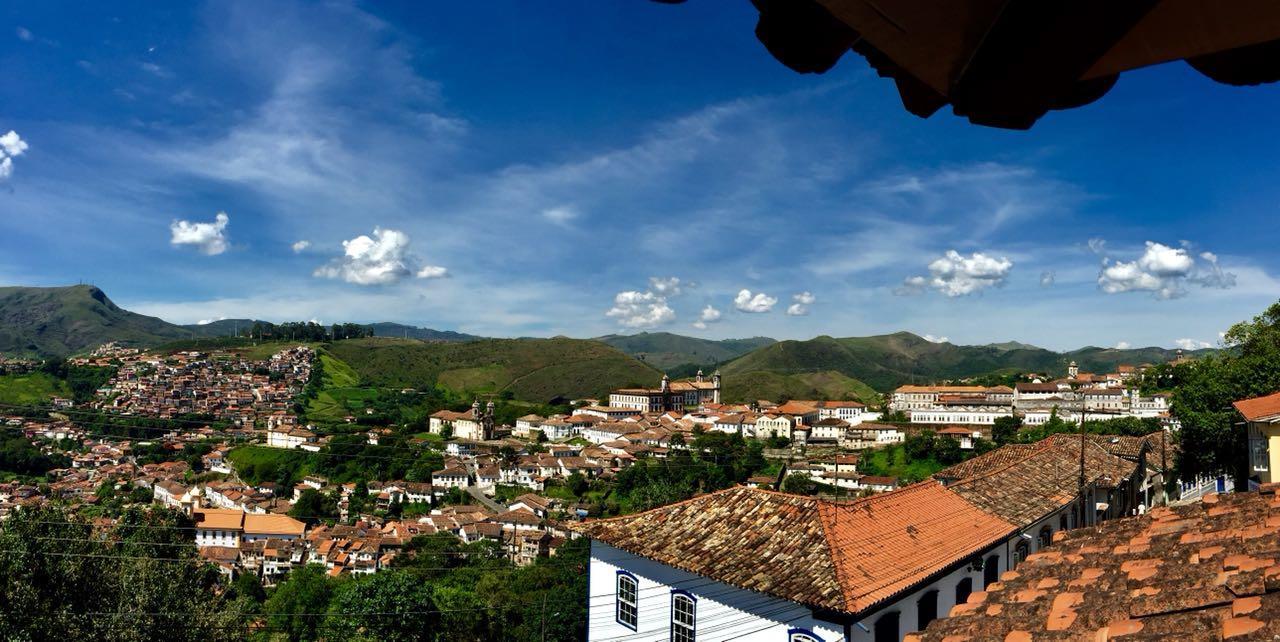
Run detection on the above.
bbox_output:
[790,630,824,642]
[616,572,638,630]
[671,592,696,642]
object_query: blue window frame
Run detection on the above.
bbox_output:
[615,571,638,630]
[671,590,696,642]
[788,628,825,642]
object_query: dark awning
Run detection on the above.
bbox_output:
[659,0,1280,129]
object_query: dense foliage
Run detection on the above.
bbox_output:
[0,506,246,641]
[610,431,768,512]
[0,434,70,476]
[1170,301,1280,481]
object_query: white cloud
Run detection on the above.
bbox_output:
[606,290,675,329]
[734,289,777,313]
[0,130,29,181]
[787,291,815,316]
[1087,238,1107,255]
[923,334,949,344]
[1174,338,1212,350]
[692,304,722,329]
[170,212,230,255]
[542,205,579,227]
[196,317,227,326]
[313,227,446,285]
[15,27,33,42]
[1115,341,1131,349]
[1040,271,1056,287]
[291,240,311,253]
[1098,241,1236,299]
[648,276,683,297]
[898,250,1013,297]
[416,265,448,279]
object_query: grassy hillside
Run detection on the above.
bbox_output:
[595,332,775,371]
[325,337,660,402]
[0,285,188,357]
[0,373,70,405]
[721,370,879,405]
[722,332,1213,393]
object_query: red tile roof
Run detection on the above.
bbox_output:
[940,437,1140,525]
[912,488,1280,641]
[575,484,1016,615]
[575,487,844,610]
[822,481,1016,613]
[1234,391,1280,422]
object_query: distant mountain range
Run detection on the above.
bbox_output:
[719,332,1213,392]
[0,286,483,358]
[594,332,776,371]
[0,286,1214,399]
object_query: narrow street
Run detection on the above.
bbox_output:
[465,485,504,512]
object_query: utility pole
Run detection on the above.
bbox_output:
[540,592,548,642]
[1078,394,1087,527]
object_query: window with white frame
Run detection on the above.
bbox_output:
[615,572,638,630]
[670,591,696,642]
[789,629,824,642]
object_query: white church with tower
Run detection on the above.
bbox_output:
[608,370,721,413]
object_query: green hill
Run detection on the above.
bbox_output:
[595,332,775,371]
[0,285,188,358]
[324,337,661,402]
[721,332,1213,393]
[366,322,483,342]
[721,370,879,406]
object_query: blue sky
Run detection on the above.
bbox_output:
[2,1,1278,351]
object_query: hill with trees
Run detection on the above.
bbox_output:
[720,332,1214,392]
[0,285,189,357]
[325,337,661,403]
[595,332,775,371]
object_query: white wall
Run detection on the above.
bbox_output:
[589,542,845,641]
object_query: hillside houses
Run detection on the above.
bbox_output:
[93,346,313,426]
[891,362,1173,426]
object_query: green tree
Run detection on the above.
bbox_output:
[992,416,1022,445]
[265,564,336,642]
[0,506,242,641]
[566,472,589,498]
[290,489,338,524]
[327,571,438,642]
[1173,300,1280,482]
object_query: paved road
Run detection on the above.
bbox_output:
[466,485,505,512]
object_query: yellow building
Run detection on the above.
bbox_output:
[1236,391,1280,484]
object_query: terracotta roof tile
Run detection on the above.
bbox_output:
[1234,391,1280,422]
[822,481,1016,613]
[575,483,1016,615]
[916,489,1280,640]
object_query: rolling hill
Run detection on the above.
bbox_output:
[0,285,189,357]
[720,332,1214,393]
[366,322,483,342]
[595,332,776,371]
[324,337,661,402]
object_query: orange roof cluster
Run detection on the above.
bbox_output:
[911,488,1280,641]
[1234,391,1280,422]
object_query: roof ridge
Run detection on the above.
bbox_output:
[939,439,1059,487]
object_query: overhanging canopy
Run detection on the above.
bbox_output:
[658,0,1280,129]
